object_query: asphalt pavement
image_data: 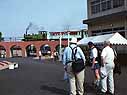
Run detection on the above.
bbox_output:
[0,57,126,95]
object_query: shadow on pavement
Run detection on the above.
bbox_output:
[40,85,68,95]
[40,83,96,95]
[84,82,96,94]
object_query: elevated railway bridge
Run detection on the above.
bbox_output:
[0,40,68,58]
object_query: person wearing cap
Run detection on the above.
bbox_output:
[88,41,100,88]
[99,41,115,95]
[63,37,86,95]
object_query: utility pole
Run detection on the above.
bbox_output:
[68,31,70,47]
[64,24,70,47]
[59,32,62,61]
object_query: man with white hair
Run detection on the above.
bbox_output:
[99,41,115,95]
[63,37,86,95]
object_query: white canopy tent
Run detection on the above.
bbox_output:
[78,32,127,45]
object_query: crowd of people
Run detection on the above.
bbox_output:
[62,37,116,95]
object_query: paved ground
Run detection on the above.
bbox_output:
[0,57,127,95]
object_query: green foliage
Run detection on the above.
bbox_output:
[0,32,2,37]
[0,32,3,41]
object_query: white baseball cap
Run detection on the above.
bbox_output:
[70,37,77,44]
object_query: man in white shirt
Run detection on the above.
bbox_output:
[100,41,115,95]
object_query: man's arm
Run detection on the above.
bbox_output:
[101,48,106,67]
[91,48,97,69]
[63,48,67,65]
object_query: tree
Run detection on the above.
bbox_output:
[0,32,3,41]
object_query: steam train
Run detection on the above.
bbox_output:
[22,30,88,41]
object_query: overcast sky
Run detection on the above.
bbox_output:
[0,0,87,37]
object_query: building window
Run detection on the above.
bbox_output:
[91,0,124,14]
[91,26,125,36]
[119,32,125,37]
[113,0,124,8]
[91,0,100,5]
[91,30,101,36]
[91,4,101,14]
[102,28,112,32]
[101,0,112,11]
[107,0,112,9]
[101,1,107,11]
[91,0,101,14]
[113,27,125,31]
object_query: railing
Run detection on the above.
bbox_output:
[2,37,24,42]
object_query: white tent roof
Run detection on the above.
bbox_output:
[78,32,127,45]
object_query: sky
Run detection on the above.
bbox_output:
[0,0,87,37]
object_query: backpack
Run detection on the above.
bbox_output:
[69,46,85,73]
[113,49,121,75]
